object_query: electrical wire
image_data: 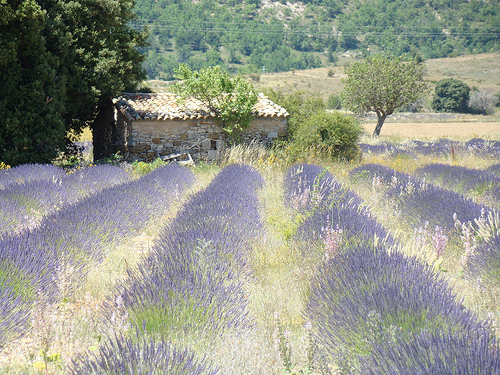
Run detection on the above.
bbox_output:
[130,19,500,38]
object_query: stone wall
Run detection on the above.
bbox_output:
[115,112,287,162]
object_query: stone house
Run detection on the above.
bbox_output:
[112,92,289,161]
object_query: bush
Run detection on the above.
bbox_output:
[264,89,326,138]
[292,110,363,160]
[327,94,342,110]
[432,78,471,113]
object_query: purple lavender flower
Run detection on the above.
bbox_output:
[284,164,349,213]
[487,163,500,178]
[0,164,195,344]
[350,163,489,230]
[416,163,500,203]
[69,333,220,375]
[62,164,132,201]
[465,234,500,286]
[109,164,263,336]
[0,165,132,235]
[0,284,32,349]
[0,163,66,188]
[361,326,500,374]
[286,164,394,254]
[306,246,489,367]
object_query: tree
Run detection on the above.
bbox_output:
[469,89,498,115]
[341,55,428,136]
[0,0,67,165]
[172,64,258,140]
[432,78,471,113]
[0,0,147,165]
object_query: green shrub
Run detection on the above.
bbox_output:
[292,110,364,161]
[432,78,471,113]
[327,94,342,110]
[264,89,325,138]
[131,158,167,176]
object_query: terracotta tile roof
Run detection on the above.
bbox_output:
[113,93,289,121]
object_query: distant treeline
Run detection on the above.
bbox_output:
[133,0,500,79]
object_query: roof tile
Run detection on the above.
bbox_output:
[114,93,289,121]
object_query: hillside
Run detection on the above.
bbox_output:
[133,0,500,80]
[147,52,500,103]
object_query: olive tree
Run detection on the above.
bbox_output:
[341,55,428,136]
[172,64,258,141]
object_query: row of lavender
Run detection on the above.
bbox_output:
[284,164,395,257]
[69,164,265,374]
[0,164,195,350]
[415,163,500,207]
[284,164,500,372]
[0,164,132,235]
[351,163,500,290]
[360,138,500,159]
[358,164,500,298]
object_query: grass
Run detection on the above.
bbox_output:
[5,51,500,373]
[2,137,500,373]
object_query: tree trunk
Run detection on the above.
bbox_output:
[373,112,387,137]
[92,98,115,161]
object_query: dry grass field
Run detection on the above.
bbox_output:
[250,51,500,103]
[363,121,500,140]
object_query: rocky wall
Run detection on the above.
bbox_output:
[115,113,287,162]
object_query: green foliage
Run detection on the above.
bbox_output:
[134,0,499,78]
[273,314,316,374]
[292,110,363,161]
[0,0,147,166]
[131,158,167,176]
[341,55,428,136]
[172,64,258,140]
[0,0,67,165]
[327,94,342,110]
[432,78,471,113]
[265,89,325,138]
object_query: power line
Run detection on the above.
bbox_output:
[130,19,500,38]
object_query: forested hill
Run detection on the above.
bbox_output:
[132,0,500,80]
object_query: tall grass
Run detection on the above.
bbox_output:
[2,138,500,373]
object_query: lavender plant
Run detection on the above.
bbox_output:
[358,138,500,159]
[0,284,32,349]
[286,164,394,256]
[465,234,500,287]
[0,164,195,346]
[62,164,132,202]
[360,326,500,374]
[416,163,500,203]
[306,245,490,370]
[0,164,132,235]
[110,164,263,338]
[487,163,500,178]
[69,333,220,375]
[0,163,66,188]
[350,163,490,230]
[283,164,352,214]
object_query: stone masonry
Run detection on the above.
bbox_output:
[113,93,289,162]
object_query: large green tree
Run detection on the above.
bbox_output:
[0,0,147,165]
[172,64,258,141]
[341,55,428,136]
[432,78,471,113]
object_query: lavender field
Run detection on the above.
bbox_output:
[1,137,500,373]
